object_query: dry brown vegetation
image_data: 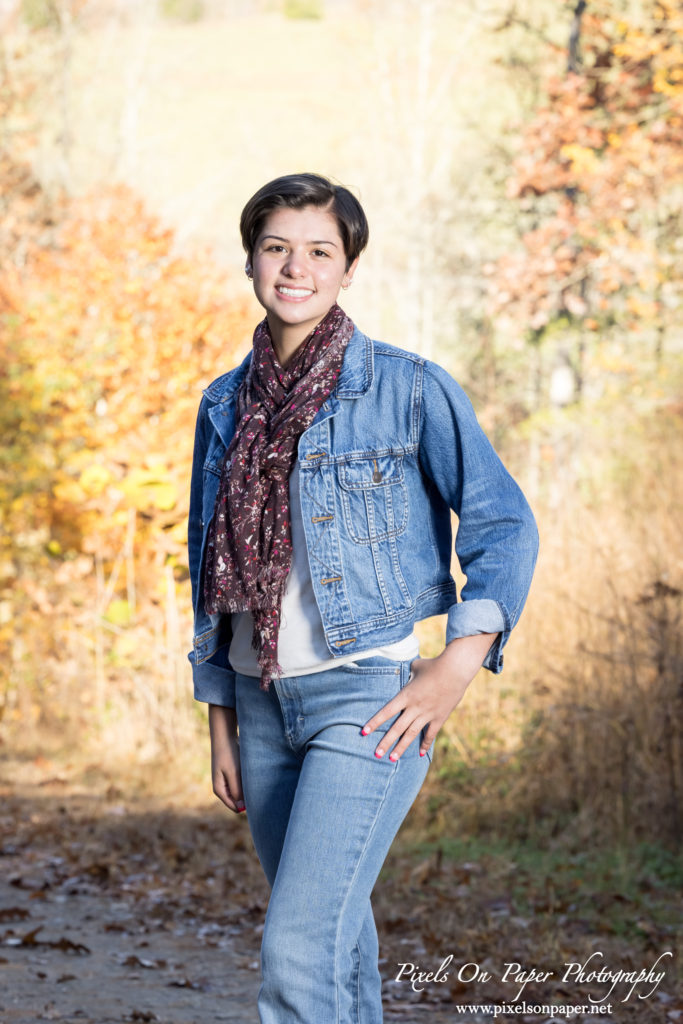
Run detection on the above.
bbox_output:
[424,401,683,849]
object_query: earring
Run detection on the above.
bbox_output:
[342,280,353,290]
[245,266,253,280]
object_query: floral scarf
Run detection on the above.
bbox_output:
[202,303,354,688]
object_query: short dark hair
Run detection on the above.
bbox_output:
[240,173,369,270]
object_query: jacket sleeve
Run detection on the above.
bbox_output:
[418,361,539,672]
[187,396,237,707]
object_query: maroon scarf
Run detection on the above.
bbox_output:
[203,303,354,688]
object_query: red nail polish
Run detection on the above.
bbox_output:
[419,750,425,757]
[389,754,398,762]
[361,727,369,735]
[374,750,383,758]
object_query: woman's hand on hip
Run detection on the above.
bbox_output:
[361,633,498,761]
[208,704,245,814]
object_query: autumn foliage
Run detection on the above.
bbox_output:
[1,180,251,741]
[489,1,683,354]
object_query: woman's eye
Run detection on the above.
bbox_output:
[312,249,330,257]
[267,244,286,253]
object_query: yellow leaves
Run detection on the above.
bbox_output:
[166,520,189,548]
[110,508,131,527]
[614,28,659,62]
[104,599,132,627]
[560,144,601,177]
[611,7,683,103]
[79,465,112,497]
[120,467,178,512]
[53,479,86,504]
[654,65,683,99]
[626,295,659,319]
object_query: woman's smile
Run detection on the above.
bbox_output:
[275,285,315,300]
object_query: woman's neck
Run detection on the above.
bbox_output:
[269,320,313,370]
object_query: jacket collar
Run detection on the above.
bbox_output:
[205,323,373,406]
[334,325,373,397]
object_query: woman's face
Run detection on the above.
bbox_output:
[249,205,358,342]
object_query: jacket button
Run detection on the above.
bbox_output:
[372,469,382,483]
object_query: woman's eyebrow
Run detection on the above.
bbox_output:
[260,234,338,247]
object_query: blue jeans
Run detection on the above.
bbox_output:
[235,656,432,1024]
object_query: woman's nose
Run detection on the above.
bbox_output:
[283,250,305,277]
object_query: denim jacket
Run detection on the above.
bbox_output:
[188,326,539,707]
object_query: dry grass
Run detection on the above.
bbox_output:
[418,399,683,850]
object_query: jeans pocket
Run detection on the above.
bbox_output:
[400,657,417,690]
[341,655,402,675]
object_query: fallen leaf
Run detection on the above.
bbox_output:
[121,954,166,969]
[0,906,31,921]
[2,925,90,954]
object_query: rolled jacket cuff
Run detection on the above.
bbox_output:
[445,598,508,674]
[190,654,237,707]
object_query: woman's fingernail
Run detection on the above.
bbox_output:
[236,801,245,811]
[389,753,398,762]
[419,750,426,757]
[374,748,384,758]
[361,727,369,735]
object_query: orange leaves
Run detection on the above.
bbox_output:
[489,2,683,346]
[1,179,251,720]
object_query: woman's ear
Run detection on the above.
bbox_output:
[342,256,359,290]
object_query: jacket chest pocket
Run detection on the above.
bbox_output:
[338,454,408,545]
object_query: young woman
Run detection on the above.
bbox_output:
[188,173,538,1024]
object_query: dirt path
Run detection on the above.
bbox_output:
[1,753,679,1024]
[0,756,466,1024]
[0,871,260,1023]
